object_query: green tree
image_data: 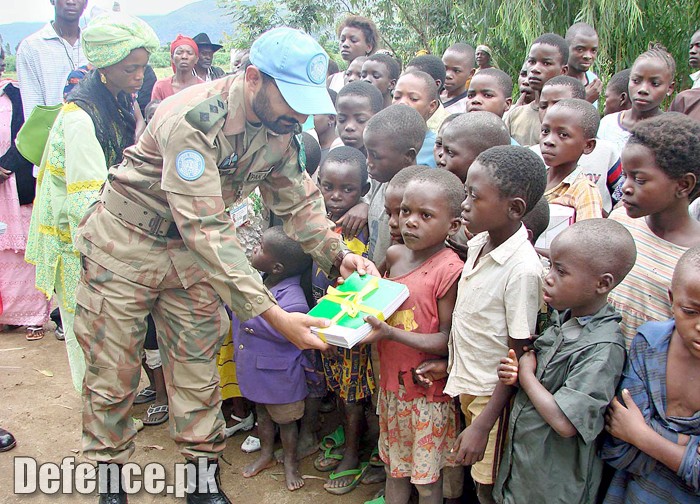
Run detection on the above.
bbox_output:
[218,0,700,88]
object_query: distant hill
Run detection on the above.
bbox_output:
[0,0,234,53]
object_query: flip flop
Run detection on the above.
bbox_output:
[319,425,345,451]
[364,497,385,504]
[25,326,45,341]
[241,435,261,453]
[224,412,255,438]
[361,465,386,485]
[143,404,169,426]
[134,387,157,405]
[324,462,369,495]
[369,447,383,467]
[313,446,344,472]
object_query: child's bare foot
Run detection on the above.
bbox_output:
[241,455,276,478]
[284,463,305,491]
[274,434,319,462]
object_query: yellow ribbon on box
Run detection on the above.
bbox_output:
[316,276,385,342]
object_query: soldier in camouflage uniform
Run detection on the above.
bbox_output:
[72,28,376,504]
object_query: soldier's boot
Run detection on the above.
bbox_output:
[97,463,128,504]
[185,458,231,504]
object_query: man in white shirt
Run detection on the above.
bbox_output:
[688,29,700,89]
[16,0,89,119]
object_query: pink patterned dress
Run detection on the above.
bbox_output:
[0,79,51,326]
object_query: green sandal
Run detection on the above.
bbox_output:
[313,446,343,472]
[369,446,383,467]
[319,424,345,451]
[324,462,369,495]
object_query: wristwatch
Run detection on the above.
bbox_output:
[330,248,352,278]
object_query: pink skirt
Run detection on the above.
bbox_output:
[0,175,51,326]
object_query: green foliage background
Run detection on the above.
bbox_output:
[217,0,700,90]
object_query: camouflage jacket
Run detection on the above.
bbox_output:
[75,75,344,321]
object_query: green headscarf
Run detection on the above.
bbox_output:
[81,12,160,69]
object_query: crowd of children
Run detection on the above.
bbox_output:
[113,19,700,504]
[4,9,700,504]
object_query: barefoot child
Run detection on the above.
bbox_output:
[602,246,700,503]
[444,146,547,504]
[609,113,700,346]
[363,168,466,503]
[494,219,637,503]
[235,227,312,491]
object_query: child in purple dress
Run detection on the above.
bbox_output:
[234,226,312,492]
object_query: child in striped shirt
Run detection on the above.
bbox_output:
[609,113,700,346]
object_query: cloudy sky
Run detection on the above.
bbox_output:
[4,0,201,23]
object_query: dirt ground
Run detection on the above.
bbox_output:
[0,328,380,503]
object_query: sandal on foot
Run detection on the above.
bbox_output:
[369,447,384,467]
[134,387,157,405]
[324,463,369,495]
[241,435,261,453]
[224,412,254,438]
[313,446,343,472]
[319,424,345,451]
[26,326,45,341]
[361,465,386,485]
[143,404,169,426]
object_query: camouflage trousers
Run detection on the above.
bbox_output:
[73,255,229,463]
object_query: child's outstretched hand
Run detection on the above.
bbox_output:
[605,389,649,446]
[497,349,519,386]
[414,359,448,387]
[361,315,393,344]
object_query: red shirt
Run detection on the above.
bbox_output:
[379,248,464,402]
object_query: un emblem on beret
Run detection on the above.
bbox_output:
[176,149,206,181]
[307,54,328,85]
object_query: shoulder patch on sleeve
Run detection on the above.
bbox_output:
[176,150,206,181]
[185,94,227,133]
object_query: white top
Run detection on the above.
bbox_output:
[690,199,700,221]
[691,70,700,89]
[328,72,345,93]
[597,112,631,153]
[445,224,544,397]
[16,23,88,119]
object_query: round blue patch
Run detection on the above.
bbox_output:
[307,53,328,85]
[176,150,206,181]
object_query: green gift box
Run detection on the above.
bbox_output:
[309,272,409,348]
